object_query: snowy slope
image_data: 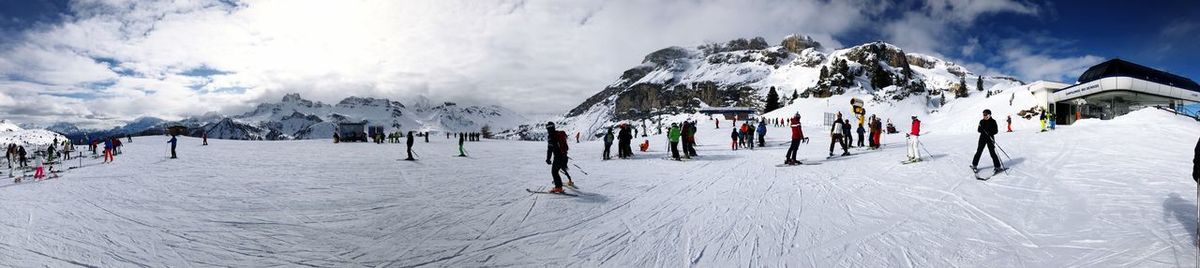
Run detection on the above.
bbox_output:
[0,108,1195,267]
[0,120,68,150]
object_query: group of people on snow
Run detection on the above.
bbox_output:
[666,120,699,161]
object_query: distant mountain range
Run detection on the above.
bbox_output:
[39,94,528,141]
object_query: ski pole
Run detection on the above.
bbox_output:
[989,136,1013,162]
[917,140,934,159]
[570,163,590,175]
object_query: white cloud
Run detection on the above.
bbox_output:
[999,46,1103,82]
[0,0,875,126]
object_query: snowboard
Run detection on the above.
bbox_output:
[526,188,578,197]
[973,166,1008,181]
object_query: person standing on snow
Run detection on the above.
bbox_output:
[1039,112,1047,132]
[103,138,114,163]
[906,115,922,162]
[47,140,56,163]
[841,116,854,149]
[684,121,698,158]
[971,109,1003,173]
[668,123,682,161]
[167,135,178,159]
[785,113,805,165]
[602,127,614,160]
[1193,137,1199,184]
[829,113,850,157]
[1006,115,1013,132]
[17,146,27,167]
[544,122,572,193]
[743,122,754,150]
[202,132,208,146]
[405,131,416,161]
[458,133,466,157]
[730,127,739,151]
[856,121,866,148]
[757,120,767,148]
[618,124,633,159]
[870,115,882,149]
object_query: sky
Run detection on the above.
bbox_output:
[0,0,1196,128]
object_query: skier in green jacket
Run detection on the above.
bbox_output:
[668,123,682,161]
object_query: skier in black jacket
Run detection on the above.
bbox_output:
[1193,137,1199,183]
[405,131,416,161]
[972,109,1002,172]
[545,122,572,193]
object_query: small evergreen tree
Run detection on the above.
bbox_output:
[764,87,781,113]
[976,75,984,92]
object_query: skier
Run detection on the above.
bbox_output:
[715,118,720,129]
[424,132,429,143]
[730,127,739,151]
[618,124,633,159]
[47,140,56,163]
[1039,112,1047,132]
[686,120,696,158]
[405,131,416,161]
[167,135,178,159]
[202,132,208,146]
[870,115,882,149]
[17,146,27,167]
[756,120,767,148]
[683,121,697,158]
[668,123,681,161]
[576,132,581,143]
[544,122,572,193]
[602,127,614,160]
[971,109,1003,173]
[856,121,866,147]
[743,122,754,150]
[905,115,922,162]
[127,134,132,143]
[458,133,466,157]
[784,113,805,165]
[841,116,854,149]
[829,113,849,157]
[103,138,114,163]
[1006,115,1013,132]
[1048,111,1056,130]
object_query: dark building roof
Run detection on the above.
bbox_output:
[1077,58,1200,92]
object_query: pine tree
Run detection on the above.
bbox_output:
[764,87,781,113]
[976,75,984,92]
[792,90,799,102]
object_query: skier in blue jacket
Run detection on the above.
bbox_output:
[756,120,767,147]
[167,135,178,159]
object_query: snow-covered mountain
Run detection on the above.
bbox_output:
[199,93,528,140]
[0,120,69,150]
[559,35,1026,139]
[40,94,528,141]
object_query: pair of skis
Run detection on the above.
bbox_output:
[526,184,580,197]
[972,166,1008,181]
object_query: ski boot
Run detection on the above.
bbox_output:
[841,152,851,156]
[548,187,565,194]
[566,180,575,188]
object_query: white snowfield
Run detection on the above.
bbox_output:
[0,109,1196,267]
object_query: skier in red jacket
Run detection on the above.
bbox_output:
[906,115,922,162]
[784,113,806,165]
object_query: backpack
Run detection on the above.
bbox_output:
[552,130,569,154]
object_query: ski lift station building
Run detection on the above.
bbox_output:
[1029,58,1200,124]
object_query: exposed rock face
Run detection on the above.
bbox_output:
[559,35,1022,139]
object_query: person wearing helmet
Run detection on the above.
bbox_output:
[545,122,572,193]
[906,115,921,162]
